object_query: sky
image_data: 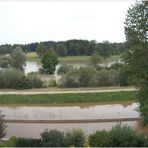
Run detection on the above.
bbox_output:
[0,0,136,45]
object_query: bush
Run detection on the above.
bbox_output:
[0,137,16,147]
[89,130,111,147]
[40,129,65,147]
[59,67,98,87]
[15,137,41,147]
[64,129,86,147]
[97,69,120,86]
[57,64,73,75]
[109,124,136,147]
[0,68,43,89]
[0,68,24,88]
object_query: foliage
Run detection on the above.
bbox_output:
[124,1,148,122]
[0,68,43,89]
[57,64,73,75]
[89,130,111,147]
[109,124,136,147]
[0,40,127,57]
[0,91,137,104]
[64,129,86,147]
[41,51,59,74]
[59,67,98,87]
[40,129,65,147]
[0,111,7,143]
[0,56,11,68]
[36,43,48,57]
[90,52,103,67]
[0,137,16,147]
[11,46,26,71]
[15,137,41,147]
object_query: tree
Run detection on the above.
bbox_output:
[90,52,103,68]
[0,111,7,142]
[36,43,48,57]
[124,2,148,123]
[11,46,26,71]
[41,51,59,74]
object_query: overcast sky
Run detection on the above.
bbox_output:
[0,0,136,45]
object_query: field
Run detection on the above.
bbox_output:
[26,52,121,64]
[0,91,137,104]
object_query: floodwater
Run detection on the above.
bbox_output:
[0,103,139,120]
[6,121,139,138]
[0,102,140,138]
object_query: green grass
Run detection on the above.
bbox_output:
[0,91,137,104]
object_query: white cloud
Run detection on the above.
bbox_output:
[0,0,135,45]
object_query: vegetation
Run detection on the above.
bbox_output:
[0,91,137,104]
[11,47,26,71]
[0,111,6,143]
[89,130,112,147]
[40,129,65,147]
[36,43,48,58]
[124,1,148,123]
[58,65,130,88]
[15,137,41,147]
[64,129,86,147]
[40,51,59,74]
[0,69,43,89]
[0,39,128,57]
[2,125,148,147]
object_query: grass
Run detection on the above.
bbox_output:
[26,52,121,64]
[26,52,90,63]
[0,91,137,104]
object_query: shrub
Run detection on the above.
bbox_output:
[57,64,73,75]
[15,137,41,147]
[89,130,111,147]
[59,67,98,87]
[0,137,16,147]
[0,68,43,89]
[40,129,65,147]
[109,124,136,147]
[97,69,119,86]
[64,129,86,147]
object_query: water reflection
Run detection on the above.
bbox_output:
[6,121,139,138]
[0,103,139,120]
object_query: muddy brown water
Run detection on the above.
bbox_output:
[0,102,141,138]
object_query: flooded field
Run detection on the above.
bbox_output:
[0,102,139,120]
[6,121,139,138]
[0,102,140,138]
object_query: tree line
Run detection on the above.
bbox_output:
[0,40,128,57]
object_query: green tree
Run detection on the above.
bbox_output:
[11,46,26,71]
[0,111,7,142]
[41,51,59,74]
[36,43,48,57]
[124,2,148,123]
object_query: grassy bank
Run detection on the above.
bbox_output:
[0,91,137,104]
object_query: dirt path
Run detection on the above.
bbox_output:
[0,86,137,95]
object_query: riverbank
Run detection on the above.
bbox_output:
[0,91,137,104]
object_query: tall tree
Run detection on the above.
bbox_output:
[124,1,148,123]
[41,51,59,74]
[11,46,26,71]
